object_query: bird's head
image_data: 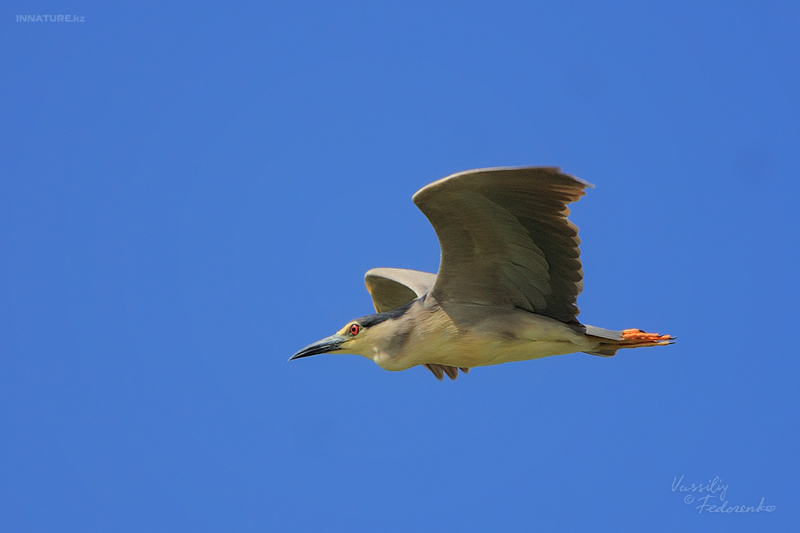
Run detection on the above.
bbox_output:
[288,319,375,360]
[288,301,415,362]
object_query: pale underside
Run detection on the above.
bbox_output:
[366,298,598,373]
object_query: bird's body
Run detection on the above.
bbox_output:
[366,297,592,372]
[290,167,673,380]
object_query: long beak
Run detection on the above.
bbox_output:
[288,334,346,361]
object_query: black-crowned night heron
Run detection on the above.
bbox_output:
[290,167,673,380]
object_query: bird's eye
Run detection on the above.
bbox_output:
[349,324,360,336]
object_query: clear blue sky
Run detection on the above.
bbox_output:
[2,1,798,531]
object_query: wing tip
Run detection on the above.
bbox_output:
[424,364,471,381]
[412,166,594,205]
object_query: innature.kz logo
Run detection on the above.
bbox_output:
[16,15,85,23]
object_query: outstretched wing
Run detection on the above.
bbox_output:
[364,267,436,313]
[412,166,591,324]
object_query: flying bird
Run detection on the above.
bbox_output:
[290,167,673,380]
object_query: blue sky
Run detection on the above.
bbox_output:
[2,1,798,531]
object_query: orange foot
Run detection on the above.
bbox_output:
[622,328,673,342]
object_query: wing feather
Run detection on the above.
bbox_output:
[364,267,436,313]
[412,167,591,324]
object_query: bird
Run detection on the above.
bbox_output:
[289,166,673,381]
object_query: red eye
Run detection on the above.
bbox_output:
[349,324,360,336]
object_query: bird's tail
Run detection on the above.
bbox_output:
[582,326,674,357]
